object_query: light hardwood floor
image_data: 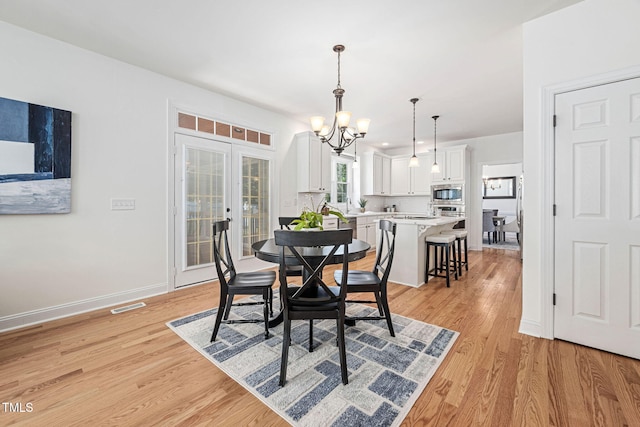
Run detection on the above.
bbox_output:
[1,248,639,426]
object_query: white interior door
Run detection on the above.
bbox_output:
[174,133,231,288]
[554,77,640,359]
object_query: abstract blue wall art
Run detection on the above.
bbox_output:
[0,97,72,214]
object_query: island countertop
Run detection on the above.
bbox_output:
[378,216,465,287]
[388,216,464,226]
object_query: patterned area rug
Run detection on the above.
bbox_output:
[483,235,520,251]
[167,295,458,427]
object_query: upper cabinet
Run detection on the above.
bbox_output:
[296,131,331,193]
[390,153,432,195]
[431,145,467,183]
[361,145,468,196]
[361,152,391,196]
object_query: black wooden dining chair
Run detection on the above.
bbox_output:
[274,228,352,386]
[278,216,304,277]
[333,219,397,336]
[210,220,275,342]
[278,216,299,230]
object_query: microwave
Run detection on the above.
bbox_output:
[432,184,464,205]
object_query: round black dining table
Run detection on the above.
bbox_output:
[252,237,371,327]
[252,237,370,265]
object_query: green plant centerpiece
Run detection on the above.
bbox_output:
[358,197,368,213]
[292,197,348,230]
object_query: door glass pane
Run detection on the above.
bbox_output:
[185,147,226,267]
[242,156,270,256]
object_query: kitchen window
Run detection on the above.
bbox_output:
[330,156,358,211]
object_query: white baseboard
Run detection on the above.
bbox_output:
[0,283,168,333]
[518,318,542,337]
[392,280,425,288]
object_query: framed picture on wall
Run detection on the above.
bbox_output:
[0,96,72,214]
[483,176,516,199]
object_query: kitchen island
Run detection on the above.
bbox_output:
[377,216,464,287]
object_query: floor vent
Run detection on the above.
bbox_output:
[111,302,146,314]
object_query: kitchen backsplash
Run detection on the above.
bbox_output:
[358,195,431,213]
[295,193,431,214]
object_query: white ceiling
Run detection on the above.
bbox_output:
[0,0,582,150]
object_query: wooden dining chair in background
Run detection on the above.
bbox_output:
[210,220,275,342]
[278,216,304,277]
[274,228,352,386]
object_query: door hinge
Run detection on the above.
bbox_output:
[553,204,557,216]
[553,293,556,305]
[553,115,557,127]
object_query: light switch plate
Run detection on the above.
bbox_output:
[111,198,135,210]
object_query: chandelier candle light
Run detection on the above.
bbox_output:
[310,45,370,155]
[408,98,420,168]
[431,115,440,173]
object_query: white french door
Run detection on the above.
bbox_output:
[237,147,273,259]
[174,133,231,288]
[554,77,640,359]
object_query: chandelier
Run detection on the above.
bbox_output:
[310,45,370,155]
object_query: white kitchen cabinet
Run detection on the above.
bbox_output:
[296,131,331,192]
[431,145,467,183]
[390,153,431,195]
[391,157,410,195]
[357,224,367,243]
[323,217,338,230]
[356,215,379,250]
[361,152,391,196]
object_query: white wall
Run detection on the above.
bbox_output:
[522,0,640,336]
[0,21,305,330]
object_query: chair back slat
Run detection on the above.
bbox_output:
[275,229,352,306]
[373,220,397,282]
[278,216,299,230]
[212,220,236,291]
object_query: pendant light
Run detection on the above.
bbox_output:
[431,115,440,173]
[352,140,359,169]
[408,98,419,168]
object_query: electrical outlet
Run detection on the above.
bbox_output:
[111,198,135,210]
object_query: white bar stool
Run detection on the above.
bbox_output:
[425,234,457,287]
[440,229,468,277]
